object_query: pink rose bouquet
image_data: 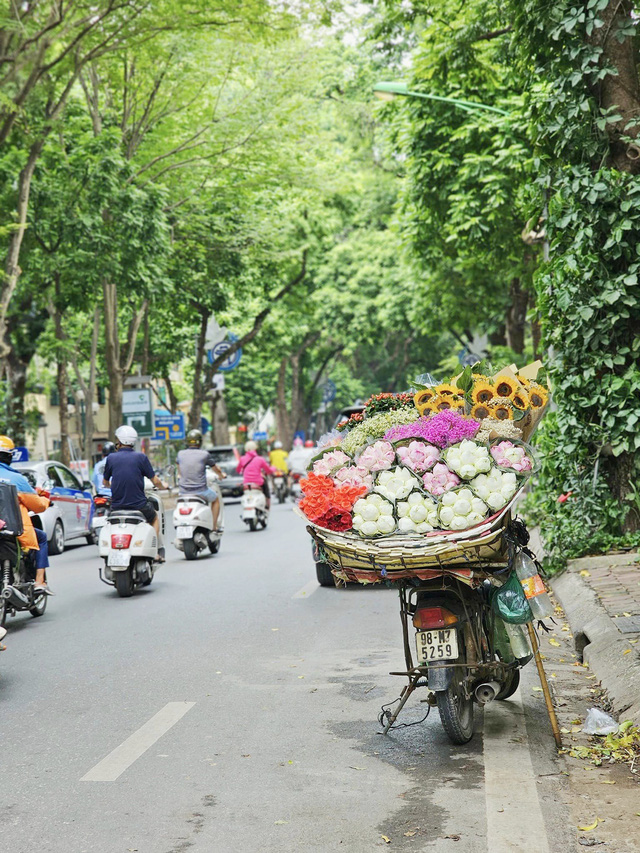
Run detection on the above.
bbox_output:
[357,440,395,472]
[422,462,461,496]
[490,440,533,473]
[312,449,350,476]
[333,465,373,490]
[396,440,440,473]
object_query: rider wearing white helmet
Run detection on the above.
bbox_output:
[102,425,168,560]
[269,439,289,485]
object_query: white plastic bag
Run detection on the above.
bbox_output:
[582,708,618,736]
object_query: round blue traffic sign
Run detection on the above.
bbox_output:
[207,336,242,372]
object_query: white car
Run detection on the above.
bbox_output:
[14,460,94,554]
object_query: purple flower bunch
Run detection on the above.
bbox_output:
[384,411,480,449]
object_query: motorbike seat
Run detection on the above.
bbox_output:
[178,496,208,505]
[109,510,146,525]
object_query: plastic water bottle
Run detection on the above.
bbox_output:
[503,621,532,659]
[513,551,554,619]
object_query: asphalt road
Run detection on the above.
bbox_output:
[0,500,577,853]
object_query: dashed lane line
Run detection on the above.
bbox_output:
[292,580,319,599]
[81,701,195,782]
[483,686,550,853]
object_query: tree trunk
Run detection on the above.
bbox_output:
[210,391,230,445]
[102,278,122,435]
[0,140,43,359]
[4,353,28,445]
[55,351,71,467]
[505,277,528,354]
[163,374,178,414]
[188,309,209,430]
[606,451,640,533]
[275,357,293,448]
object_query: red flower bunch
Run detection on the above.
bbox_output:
[299,472,366,531]
[363,392,415,418]
[336,411,364,432]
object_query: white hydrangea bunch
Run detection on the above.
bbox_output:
[396,491,439,534]
[443,439,492,480]
[374,466,418,501]
[438,487,489,531]
[470,469,518,511]
[352,493,396,537]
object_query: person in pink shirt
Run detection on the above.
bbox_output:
[237,441,279,509]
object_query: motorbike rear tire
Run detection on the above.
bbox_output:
[86,531,98,546]
[496,667,520,700]
[114,568,134,598]
[248,519,257,532]
[183,539,199,560]
[30,592,47,618]
[316,562,335,587]
[436,666,474,745]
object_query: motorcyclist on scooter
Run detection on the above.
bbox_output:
[92,441,115,495]
[237,441,278,510]
[176,429,226,532]
[102,425,168,561]
[269,441,289,486]
[0,435,53,594]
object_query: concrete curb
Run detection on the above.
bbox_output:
[551,570,640,724]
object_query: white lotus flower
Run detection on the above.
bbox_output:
[352,493,396,537]
[374,466,418,501]
[438,486,488,530]
[444,440,492,480]
[470,469,518,512]
[396,491,439,532]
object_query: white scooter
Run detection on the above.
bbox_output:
[173,471,224,560]
[98,488,165,597]
[241,485,269,531]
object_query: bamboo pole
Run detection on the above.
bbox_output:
[527,622,562,748]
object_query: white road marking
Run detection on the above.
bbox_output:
[483,687,550,853]
[292,580,319,599]
[81,701,195,782]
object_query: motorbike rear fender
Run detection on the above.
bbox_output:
[428,662,454,692]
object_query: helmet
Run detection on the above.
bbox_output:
[0,436,15,453]
[274,441,283,449]
[293,437,303,447]
[102,441,116,458]
[115,425,138,446]
[304,440,314,448]
[244,440,258,452]
[187,429,203,448]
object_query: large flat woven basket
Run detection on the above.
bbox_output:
[296,489,522,584]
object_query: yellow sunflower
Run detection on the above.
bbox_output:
[471,380,496,405]
[489,397,514,421]
[494,375,519,399]
[471,403,491,420]
[449,397,466,412]
[528,382,549,409]
[414,389,436,409]
[435,382,460,397]
[511,387,530,410]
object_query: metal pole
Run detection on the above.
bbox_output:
[527,622,562,748]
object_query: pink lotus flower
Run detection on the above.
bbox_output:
[396,441,440,473]
[312,449,350,476]
[357,440,395,472]
[422,462,460,496]
[333,465,373,490]
[490,440,533,473]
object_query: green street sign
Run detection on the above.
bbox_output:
[122,389,154,437]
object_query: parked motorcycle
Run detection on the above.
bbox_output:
[241,486,268,531]
[173,474,224,560]
[274,473,288,504]
[98,490,165,597]
[289,471,303,499]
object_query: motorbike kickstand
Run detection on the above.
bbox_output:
[380,673,422,735]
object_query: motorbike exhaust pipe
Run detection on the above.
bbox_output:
[474,681,501,705]
[1,585,30,607]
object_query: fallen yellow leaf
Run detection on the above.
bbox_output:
[623,612,632,618]
[624,650,632,655]
[577,819,600,832]
[404,830,417,837]
[532,686,543,692]
[551,673,557,678]
[600,780,616,784]
[579,570,591,577]
[274,820,289,825]
[570,718,582,725]
[549,638,561,647]
[381,835,391,844]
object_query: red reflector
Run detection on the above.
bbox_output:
[413,606,458,630]
[111,533,132,549]
[179,507,193,515]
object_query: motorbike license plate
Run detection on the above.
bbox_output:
[415,628,459,663]
[243,508,256,517]
[108,552,130,568]
[176,525,194,538]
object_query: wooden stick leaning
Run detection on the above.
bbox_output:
[527,622,562,749]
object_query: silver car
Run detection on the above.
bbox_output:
[13,460,94,554]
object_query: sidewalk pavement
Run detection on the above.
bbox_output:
[550,551,640,724]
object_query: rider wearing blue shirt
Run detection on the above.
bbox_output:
[92,441,115,495]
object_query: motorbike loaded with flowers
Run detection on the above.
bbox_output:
[295,362,562,746]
